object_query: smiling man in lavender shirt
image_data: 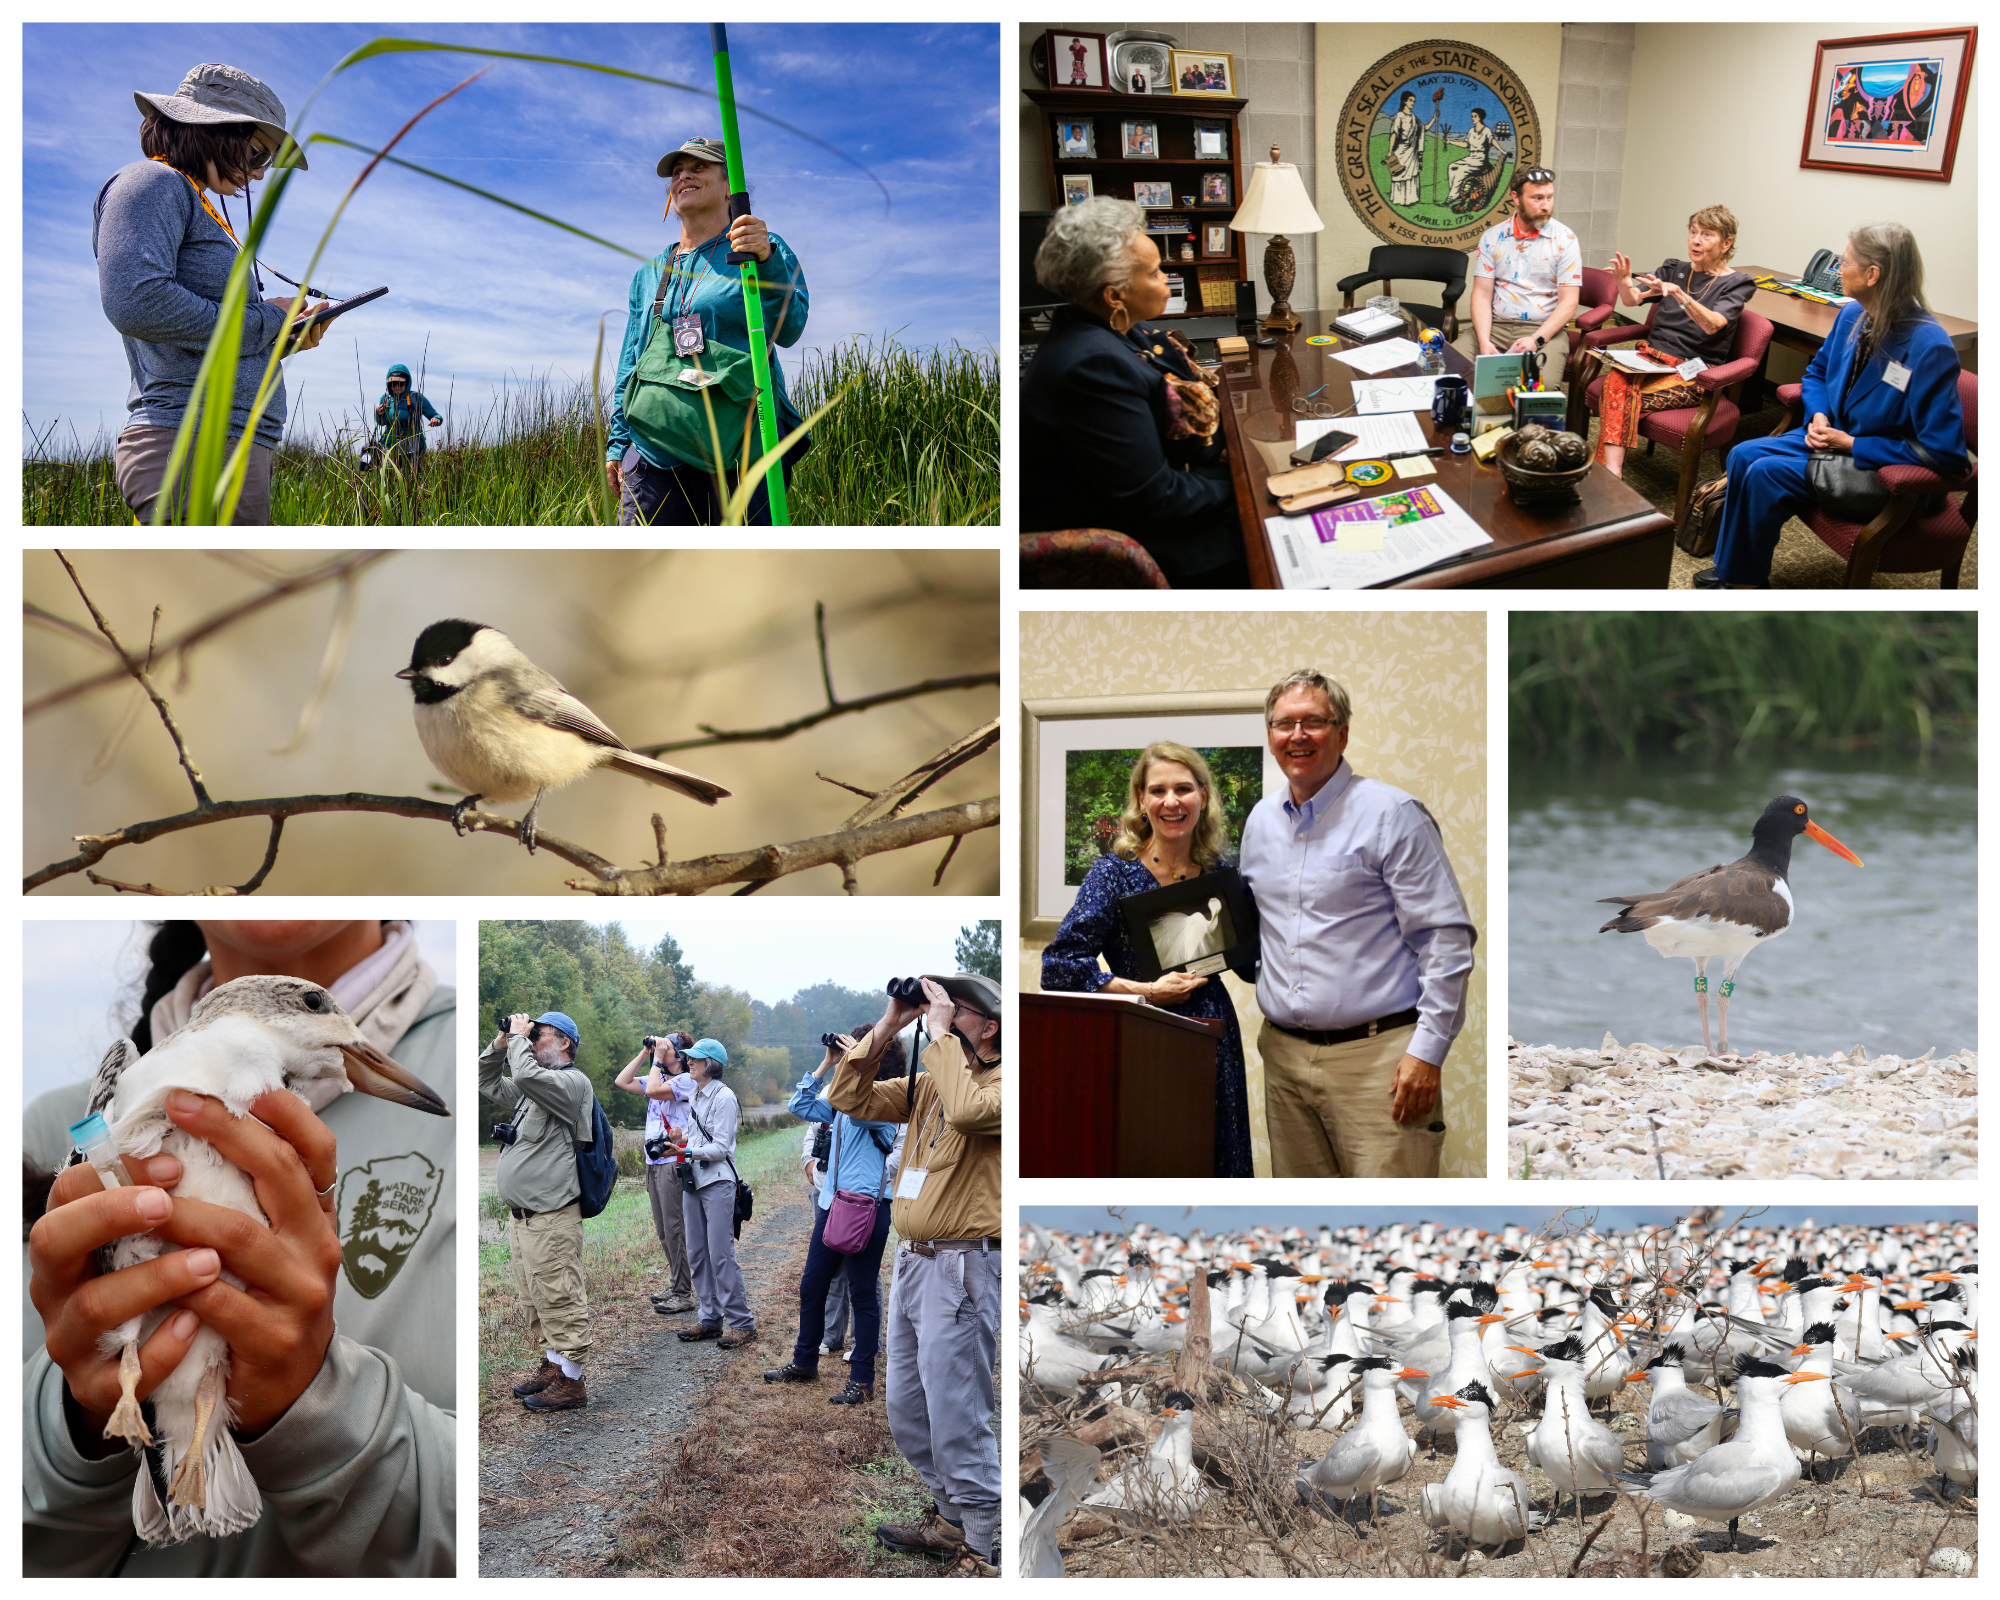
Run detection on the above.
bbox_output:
[1238,669,1476,1178]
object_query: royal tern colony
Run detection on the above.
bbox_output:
[1019,1215,1978,1578]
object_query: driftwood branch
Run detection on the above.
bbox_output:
[28,550,394,716]
[562,795,1000,896]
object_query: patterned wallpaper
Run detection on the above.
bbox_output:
[1019,609,1487,1177]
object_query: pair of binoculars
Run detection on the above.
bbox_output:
[820,1031,848,1049]
[885,977,927,1002]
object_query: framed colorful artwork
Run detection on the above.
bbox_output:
[1045,29,1110,93]
[1800,28,1976,181]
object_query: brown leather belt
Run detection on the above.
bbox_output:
[1270,1008,1420,1047]
[907,1237,1001,1257]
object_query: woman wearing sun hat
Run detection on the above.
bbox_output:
[604,136,810,526]
[94,63,328,524]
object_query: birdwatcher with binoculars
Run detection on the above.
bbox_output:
[654,1039,758,1350]
[614,1030,697,1315]
[96,62,331,525]
[764,1026,904,1404]
[479,1011,596,1413]
[828,973,1002,1577]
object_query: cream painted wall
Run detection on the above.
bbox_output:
[1313,25,1563,313]
[1622,25,1978,321]
[1019,611,1487,1179]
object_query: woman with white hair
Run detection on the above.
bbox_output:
[1702,221,1967,588]
[1020,197,1246,586]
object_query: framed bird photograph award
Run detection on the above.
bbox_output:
[1117,866,1258,981]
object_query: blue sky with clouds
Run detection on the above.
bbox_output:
[24,22,999,450]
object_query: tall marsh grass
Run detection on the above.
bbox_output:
[24,335,997,526]
[1510,611,1977,759]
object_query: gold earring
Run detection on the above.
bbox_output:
[1109,301,1133,335]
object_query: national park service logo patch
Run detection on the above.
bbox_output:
[336,1152,444,1299]
[1336,39,1545,252]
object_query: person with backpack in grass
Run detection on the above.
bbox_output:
[480,1011,597,1413]
[373,363,442,467]
[661,1039,757,1351]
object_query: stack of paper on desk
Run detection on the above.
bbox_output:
[1296,411,1428,461]
[1266,485,1492,589]
[1330,337,1423,374]
[1351,375,1439,414]
[1332,306,1403,338]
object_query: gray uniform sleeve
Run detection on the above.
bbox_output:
[23,1346,143,1574]
[1383,799,1478,1066]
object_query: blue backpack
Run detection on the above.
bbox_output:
[574,1092,619,1219]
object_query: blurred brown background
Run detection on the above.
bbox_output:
[26,548,998,896]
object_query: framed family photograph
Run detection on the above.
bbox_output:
[1171,49,1236,97]
[1055,116,1096,160]
[1131,180,1174,209]
[1193,121,1231,160]
[1021,690,1278,939]
[1061,174,1095,206]
[1200,170,1233,207]
[1121,119,1159,160]
[1799,28,1976,181]
[1046,29,1110,92]
[1202,222,1233,257]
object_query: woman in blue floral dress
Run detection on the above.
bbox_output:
[1041,741,1255,1177]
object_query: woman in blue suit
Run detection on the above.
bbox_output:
[1021,198,1247,586]
[1702,222,1966,587]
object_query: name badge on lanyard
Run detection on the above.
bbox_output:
[896,1166,927,1200]
[1884,360,1911,392]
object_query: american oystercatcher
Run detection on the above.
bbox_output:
[1596,796,1863,1056]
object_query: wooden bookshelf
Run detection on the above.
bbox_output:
[1028,86,1248,320]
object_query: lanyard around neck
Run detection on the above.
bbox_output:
[151,157,240,246]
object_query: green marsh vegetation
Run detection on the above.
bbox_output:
[1510,611,1976,760]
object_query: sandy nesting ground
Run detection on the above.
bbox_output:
[1508,1038,1977,1181]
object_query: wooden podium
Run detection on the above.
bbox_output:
[1021,991,1221,1176]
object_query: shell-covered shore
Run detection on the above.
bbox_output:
[1508,1036,1978,1180]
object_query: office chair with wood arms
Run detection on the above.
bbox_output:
[1334,245,1467,341]
[1774,370,1978,588]
[1020,529,1172,589]
[1562,267,1622,429]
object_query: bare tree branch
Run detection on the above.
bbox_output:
[55,550,211,806]
[28,550,394,717]
[562,795,1000,897]
[839,718,1000,828]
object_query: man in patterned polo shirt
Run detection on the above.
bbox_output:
[1467,166,1580,378]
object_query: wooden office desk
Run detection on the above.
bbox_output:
[1736,264,1978,359]
[1218,320,1675,588]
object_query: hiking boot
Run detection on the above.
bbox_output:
[521,1372,587,1412]
[876,1504,969,1558]
[943,1546,1000,1578]
[764,1362,818,1384]
[718,1327,758,1351]
[678,1323,723,1342]
[828,1379,874,1406]
[653,1295,697,1315]
[510,1356,560,1398]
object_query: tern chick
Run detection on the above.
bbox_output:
[74,974,450,1545]
[398,618,730,853]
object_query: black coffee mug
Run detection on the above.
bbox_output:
[1431,373,1470,432]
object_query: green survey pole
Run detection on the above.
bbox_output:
[711,23,790,525]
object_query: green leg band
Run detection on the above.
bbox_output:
[1693,976,1708,993]
[1719,980,1735,999]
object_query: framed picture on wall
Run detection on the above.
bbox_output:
[1800,28,1977,181]
[1120,119,1159,160]
[1061,174,1095,207]
[1055,117,1096,160]
[1045,29,1110,92]
[1021,691,1279,939]
[1169,49,1235,97]
[1202,223,1233,257]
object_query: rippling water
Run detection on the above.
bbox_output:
[1508,755,1977,1056]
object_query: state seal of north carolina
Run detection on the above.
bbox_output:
[1336,40,1546,252]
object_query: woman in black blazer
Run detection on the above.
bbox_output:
[1021,198,1247,586]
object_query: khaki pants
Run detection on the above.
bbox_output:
[1460,318,1569,383]
[114,423,273,525]
[509,1202,590,1362]
[1259,1021,1446,1179]
[645,1162,692,1298]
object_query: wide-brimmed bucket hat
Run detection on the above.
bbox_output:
[135,63,305,170]
[656,137,727,178]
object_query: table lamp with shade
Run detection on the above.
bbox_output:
[1228,145,1323,334]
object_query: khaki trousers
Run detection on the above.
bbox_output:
[645,1162,692,1298]
[509,1202,590,1362]
[1259,1021,1446,1179]
[114,423,273,525]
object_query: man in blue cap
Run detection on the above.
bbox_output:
[480,1010,598,1412]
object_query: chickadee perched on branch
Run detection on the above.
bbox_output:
[397,619,731,853]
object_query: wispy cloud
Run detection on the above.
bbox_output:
[25,22,999,449]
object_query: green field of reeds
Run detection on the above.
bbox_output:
[23,334,998,527]
[1510,611,1977,759]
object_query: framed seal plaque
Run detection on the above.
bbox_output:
[1335,39,1545,252]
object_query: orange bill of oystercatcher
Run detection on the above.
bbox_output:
[1596,796,1863,1056]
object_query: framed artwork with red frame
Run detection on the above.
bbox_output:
[1800,28,1976,182]
[1046,30,1110,93]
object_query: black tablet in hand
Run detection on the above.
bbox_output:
[298,286,388,330]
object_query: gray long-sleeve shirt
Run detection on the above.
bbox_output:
[93,159,290,448]
[680,1078,740,1191]
[22,986,457,1575]
[479,1035,596,1214]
